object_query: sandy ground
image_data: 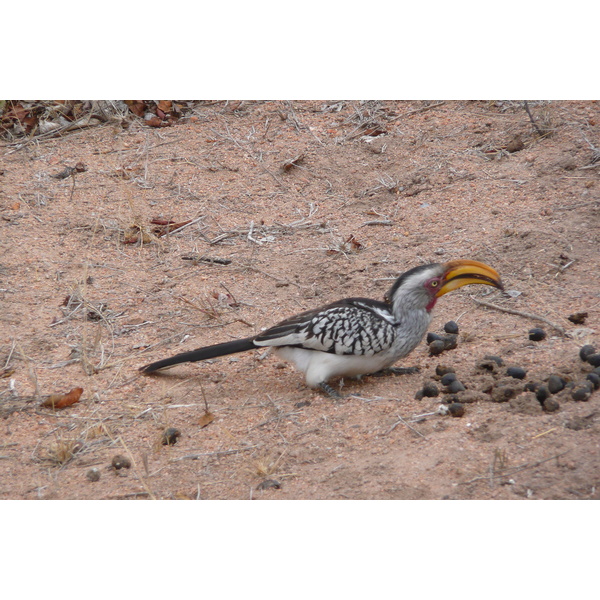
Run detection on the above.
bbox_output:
[1,100,599,500]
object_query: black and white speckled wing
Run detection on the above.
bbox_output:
[254,298,399,356]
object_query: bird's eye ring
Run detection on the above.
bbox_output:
[431,280,439,287]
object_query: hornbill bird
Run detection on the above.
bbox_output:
[140,259,503,397]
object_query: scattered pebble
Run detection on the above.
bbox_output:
[535,385,550,403]
[586,372,600,390]
[506,366,527,380]
[568,312,588,325]
[579,344,596,362]
[294,400,311,408]
[442,334,458,351]
[528,328,547,341]
[256,479,282,491]
[428,339,447,356]
[86,468,101,482]
[435,365,455,377]
[543,397,560,412]
[585,353,600,368]
[428,334,457,356]
[162,427,182,446]
[571,386,591,402]
[547,375,566,394]
[444,321,459,334]
[447,379,466,394]
[422,382,439,397]
[427,332,444,344]
[111,455,132,470]
[448,403,465,417]
[440,372,457,386]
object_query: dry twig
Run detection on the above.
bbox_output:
[460,450,570,485]
[470,296,567,336]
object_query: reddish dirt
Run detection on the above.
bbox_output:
[1,100,599,500]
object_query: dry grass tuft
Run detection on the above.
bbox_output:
[249,449,287,478]
[41,435,84,466]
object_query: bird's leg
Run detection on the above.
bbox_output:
[318,382,344,399]
[369,366,420,377]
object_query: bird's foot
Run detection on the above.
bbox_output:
[318,382,345,400]
[369,366,420,377]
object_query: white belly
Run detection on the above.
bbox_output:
[274,347,399,388]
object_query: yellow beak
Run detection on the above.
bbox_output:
[436,259,504,297]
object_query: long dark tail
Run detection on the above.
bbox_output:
[139,336,258,374]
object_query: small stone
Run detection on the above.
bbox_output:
[442,334,458,351]
[428,340,447,356]
[86,468,101,482]
[256,479,281,490]
[444,321,459,334]
[528,328,547,341]
[162,427,181,446]
[440,372,457,386]
[422,382,439,397]
[585,353,600,368]
[491,378,524,403]
[547,375,566,395]
[568,312,588,325]
[506,134,524,153]
[435,365,455,377]
[427,332,444,344]
[543,397,560,413]
[579,344,596,362]
[586,372,600,390]
[571,386,591,402]
[506,366,527,380]
[447,379,466,394]
[111,454,131,470]
[448,403,465,417]
[535,385,550,404]
[294,400,311,408]
[414,389,425,400]
[484,355,504,367]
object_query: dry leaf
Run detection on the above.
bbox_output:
[41,387,83,409]
[198,411,215,428]
[145,116,165,128]
[281,154,305,172]
[125,100,146,117]
[343,234,363,252]
[150,218,192,236]
[157,100,172,113]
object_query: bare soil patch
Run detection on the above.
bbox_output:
[1,100,599,500]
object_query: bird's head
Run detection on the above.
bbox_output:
[386,259,504,312]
